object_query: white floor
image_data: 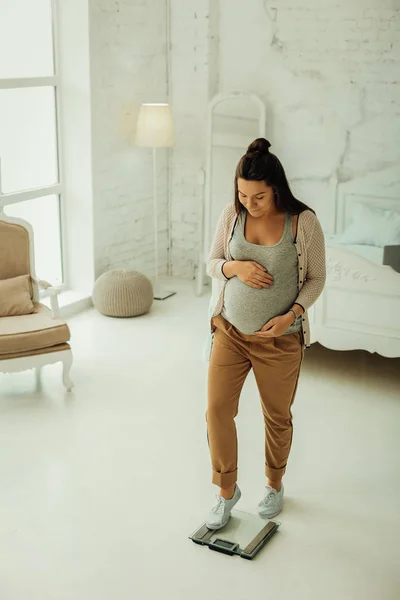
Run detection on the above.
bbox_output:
[1,280,400,600]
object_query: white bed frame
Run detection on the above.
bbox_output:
[310,170,400,358]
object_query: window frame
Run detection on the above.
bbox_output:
[0,0,66,290]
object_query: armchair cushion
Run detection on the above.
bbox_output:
[0,274,35,317]
[0,303,70,355]
[0,342,70,361]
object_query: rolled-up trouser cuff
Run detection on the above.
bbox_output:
[212,468,238,488]
[265,464,286,482]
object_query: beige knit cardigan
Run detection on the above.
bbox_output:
[206,203,326,351]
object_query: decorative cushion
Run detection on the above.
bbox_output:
[0,274,35,317]
[336,202,400,247]
[92,269,153,317]
[0,220,31,280]
[0,303,70,355]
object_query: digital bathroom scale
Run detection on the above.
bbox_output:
[189,510,280,560]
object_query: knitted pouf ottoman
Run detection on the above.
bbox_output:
[92,269,153,317]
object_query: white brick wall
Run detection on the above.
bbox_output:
[89,0,169,280]
[89,0,400,280]
[168,0,218,279]
[170,0,400,274]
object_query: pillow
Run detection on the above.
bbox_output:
[0,274,35,317]
[337,202,400,247]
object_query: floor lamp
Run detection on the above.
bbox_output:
[136,103,176,300]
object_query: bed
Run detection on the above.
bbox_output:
[310,174,400,358]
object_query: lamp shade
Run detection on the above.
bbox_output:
[135,103,174,148]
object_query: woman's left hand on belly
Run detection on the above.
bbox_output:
[254,313,294,338]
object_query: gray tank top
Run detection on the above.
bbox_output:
[222,210,302,335]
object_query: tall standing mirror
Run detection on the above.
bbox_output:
[196,91,267,296]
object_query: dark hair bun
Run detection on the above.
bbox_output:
[247,138,271,154]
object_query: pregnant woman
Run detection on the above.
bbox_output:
[205,138,326,530]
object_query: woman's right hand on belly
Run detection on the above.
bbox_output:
[236,261,273,289]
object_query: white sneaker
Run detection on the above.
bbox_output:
[258,483,284,519]
[205,485,241,530]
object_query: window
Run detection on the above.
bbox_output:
[0,0,64,286]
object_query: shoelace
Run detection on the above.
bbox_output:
[212,495,226,514]
[263,488,277,505]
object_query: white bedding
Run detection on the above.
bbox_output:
[327,240,384,265]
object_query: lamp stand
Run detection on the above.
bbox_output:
[152,147,175,301]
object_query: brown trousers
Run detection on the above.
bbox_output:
[207,315,304,488]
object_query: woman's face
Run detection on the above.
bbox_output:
[237,178,275,218]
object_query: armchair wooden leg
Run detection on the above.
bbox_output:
[62,351,74,392]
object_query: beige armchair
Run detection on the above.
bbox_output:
[0,213,74,391]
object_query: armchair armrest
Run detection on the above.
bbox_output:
[33,278,61,318]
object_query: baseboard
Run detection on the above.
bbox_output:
[40,290,93,319]
[60,295,93,319]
